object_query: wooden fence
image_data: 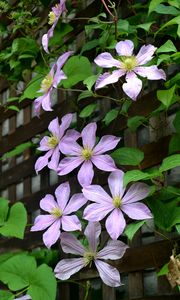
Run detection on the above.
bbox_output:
[0,0,179,299]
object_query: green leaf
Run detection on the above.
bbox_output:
[111,147,144,166]
[157,40,177,53]
[1,142,32,160]
[20,74,45,101]
[127,116,146,132]
[0,290,14,300]
[124,220,146,240]
[79,103,97,118]
[169,134,180,154]
[77,90,94,102]
[148,0,165,14]
[12,37,38,57]
[28,264,57,300]
[159,154,180,172]
[81,39,99,54]
[176,224,180,233]
[157,263,169,276]
[156,15,180,36]
[173,110,180,132]
[0,254,37,291]
[148,197,180,230]
[123,169,161,186]
[62,56,93,88]
[137,22,154,31]
[154,3,180,15]
[0,198,9,226]
[0,203,27,239]
[157,85,176,108]
[117,19,129,33]
[103,109,119,126]
[83,75,99,91]
[168,0,180,8]
[7,105,20,112]
[165,73,180,88]
[6,97,19,103]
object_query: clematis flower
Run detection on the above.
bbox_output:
[35,114,79,173]
[54,222,128,287]
[15,296,31,300]
[58,122,120,187]
[31,182,87,248]
[42,0,67,53]
[34,51,73,116]
[83,170,152,239]
[94,39,166,100]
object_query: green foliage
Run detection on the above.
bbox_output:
[124,220,146,240]
[111,147,144,166]
[123,169,162,186]
[157,263,169,276]
[127,116,146,132]
[159,154,180,172]
[0,290,14,300]
[157,40,177,53]
[0,199,27,239]
[103,108,119,126]
[157,85,177,108]
[79,103,97,118]
[21,74,45,100]
[1,142,32,160]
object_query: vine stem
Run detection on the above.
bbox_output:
[15,287,28,297]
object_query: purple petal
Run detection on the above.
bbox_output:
[59,113,73,138]
[34,95,44,117]
[62,129,80,141]
[134,66,166,80]
[81,122,97,150]
[97,240,128,260]
[82,185,112,204]
[53,70,67,88]
[35,150,53,173]
[41,90,53,112]
[40,194,58,212]
[95,70,125,90]
[94,52,121,68]
[94,260,121,287]
[59,140,82,155]
[93,135,121,155]
[55,182,70,210]
[60,232,85,255]
[48,117,60,138]
[43,219,61,248]
[31,215,56,231]
[121,202,152,220]
[105,209,126,239]
[58,156,83,176]
[108,170,125,198]
[64,193,87,214]
[122,182,150,204]
[61,215,81,232]
[123,72,142,100]
[38,136,50,151]
[48,146,60,171]
[136,44,157,65]
[115,40,134,56]
[84,203,113,222]
[54,258,85,280]
[42,22,57,54]
[92,154,117,171]
[84,222,101,252]
[78,161,94,187]
[53,51,74,87]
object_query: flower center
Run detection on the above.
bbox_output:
[112,196,122,208]
[82,148,92,160]
[47,135,59,148]
[120,56,137,71]
[83,251,95,266]
[51,207,62,218]
[48,11,56,25]
[41,74,53,93]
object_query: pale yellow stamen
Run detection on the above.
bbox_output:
[48,11,56,25]
[82,148,92,160]
[83,251,95,266]
[47,135,59,148]
[120,56,137,71]
[51,207,62,218]
[112,196,122,208]
[41,74,53,93]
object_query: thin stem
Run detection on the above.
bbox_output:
[15,287,28,297]
[101,0,114,18]
[84,281,91,300]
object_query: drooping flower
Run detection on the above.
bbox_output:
[94,40,166,100]
[35,114,79,173]
[31,182,87,248]
[54,222,128,287]
[83,170,152,239]
[15,296,31,300]
[34,51,73,116]
[42,0,67,53]
[58,122,120,187]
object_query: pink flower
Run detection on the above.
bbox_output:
[54,222,128,287]
[42,0,67,53]
[34,51,73,116]
[15,296,31,300]
[58,122,120,187]
[94,40,166,100]
[83,170,152,239]
[35,114,79,173]
[31,182,87,248]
